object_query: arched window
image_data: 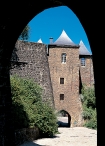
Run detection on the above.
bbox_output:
[61,53,66,63]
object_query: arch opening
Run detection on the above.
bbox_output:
[57,110,71,127]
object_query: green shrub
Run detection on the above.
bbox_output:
[81,85,97,129]
[84,120,97,130]
[34,102,58,137]
[10,75,58,136]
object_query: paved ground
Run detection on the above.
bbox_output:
[57,117,68,123]
[20,127,97,146]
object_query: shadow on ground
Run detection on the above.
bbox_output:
[20,141,47,146]
[57,121,70,127]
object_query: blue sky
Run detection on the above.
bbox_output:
[28,6,92,53]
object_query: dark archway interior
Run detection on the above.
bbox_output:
[0,0,103,145]
[57,110,71,127]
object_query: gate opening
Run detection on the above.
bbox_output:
[57,110,71,127]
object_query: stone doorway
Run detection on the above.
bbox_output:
[57,110,71,127]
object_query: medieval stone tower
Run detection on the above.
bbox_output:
[48,30,83,127]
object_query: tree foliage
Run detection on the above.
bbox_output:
[10,75,58,137]
[81,85,97,129]
[18,25,30,41]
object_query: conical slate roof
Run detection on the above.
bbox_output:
[37,38,43,43]
[79,40,91,55]
[53,30,77,46]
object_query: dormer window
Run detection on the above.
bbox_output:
[81,58,85,66]
[61,53,66,63]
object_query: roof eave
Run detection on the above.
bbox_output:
[48,44,79,48]
[79,54,92,56]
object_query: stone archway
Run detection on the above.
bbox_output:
[0,0,102,145]
[57,110,71,127]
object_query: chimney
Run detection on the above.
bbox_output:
[49,37,53,44]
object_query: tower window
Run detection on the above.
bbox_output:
[61,53,66,63]
[81,58,85,66]
[60,78,64,84]
[60,94,64,100]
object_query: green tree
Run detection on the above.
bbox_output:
[10,75,58,136]
[18,25,30,40]
[10,25,30,69]
[81,85,97,129]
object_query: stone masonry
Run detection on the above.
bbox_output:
[10,40,54,107]
[79,55,94,87]
[48,45,83,127]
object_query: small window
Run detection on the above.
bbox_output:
[61,53,66,63]
[60,78,64,84]
[81,58,85,66]
[60,94,64,100]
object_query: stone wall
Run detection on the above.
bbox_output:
[10,40,54,107]
[48,46,83,127]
